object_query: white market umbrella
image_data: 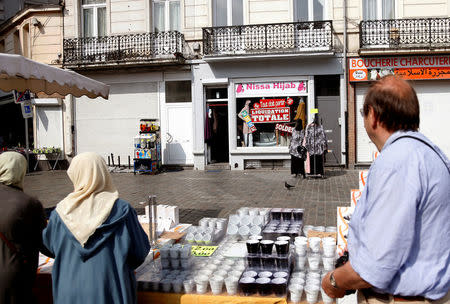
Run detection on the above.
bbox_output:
[0,53,109,99]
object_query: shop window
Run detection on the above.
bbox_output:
[165,81,191,103]
[153,0,180,32]
[363,0,395,20]
[212,0,243,26]
[82,0,106,37]
[236,90,308,148]
[294,0,327,21]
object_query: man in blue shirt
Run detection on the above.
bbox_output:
[322,76,450,303]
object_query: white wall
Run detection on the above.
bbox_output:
[74,76,159,162]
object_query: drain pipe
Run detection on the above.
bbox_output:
[343,0,348,167]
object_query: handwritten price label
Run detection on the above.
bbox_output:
[191,246,218,257]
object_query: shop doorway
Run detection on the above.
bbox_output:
[205,87,229,164]
[0,97,32,151]
[315,75,341,165]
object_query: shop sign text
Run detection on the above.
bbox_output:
[250,107,290,123]
[236,81,307,97]
[275,123,294,134]
[349,55,450,81]
[254,99,286,108]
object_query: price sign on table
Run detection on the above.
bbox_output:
[191,246,218,257]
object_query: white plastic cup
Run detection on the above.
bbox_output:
[180,245,192,258]
[322,256,336,271]
[183,279,194,293]
[249,225,262,235]
[238,225,250,240]
[181,258,191,269]
[289,284,304,303]
[291,271,306,280]
[249,208,259,216]
[224,276,239,295]
[161,258,170,269]
[321,287,334,304]
[195,275,209,294]
[290,278,305,286]
[304,284,320,304]
[209,276,224,295]
[303,225,314,237]
[185,232,195,244]
[308,237,321,253]
[295,254,307,270]
[170,258,180,269]
[172,279,183,293]
[229,270,243,279]
[229,214,240,225]
[238,207,249,217]
[295,236,308,244]
[313,226,326,232]
[161,279,172,292]
[323,244,337,258]
[170,246,180,259]
[326,226,337,232]
[308,253,321,271]
[214,270,228,278]
[160,246,170,258]
[240,216,251,226]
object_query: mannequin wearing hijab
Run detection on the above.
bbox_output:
[42,152,150,304]
[0,152,47,304]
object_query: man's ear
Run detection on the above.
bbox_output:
[369,107,378,130]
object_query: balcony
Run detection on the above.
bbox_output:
[202,21,333,58]
[360,18,450,54]
[63,31,185,68]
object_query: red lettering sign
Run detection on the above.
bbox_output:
[258,99,286,108]
[250,107,291,123]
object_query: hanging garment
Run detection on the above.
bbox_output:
[289,129,305,159]
[293,101,306,129]
[305,123,327,155]
[205,107,212,143]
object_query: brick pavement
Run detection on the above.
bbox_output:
[23,168,358,227]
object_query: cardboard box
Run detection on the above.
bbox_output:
[337,206,354,256]
[359,170,369,191]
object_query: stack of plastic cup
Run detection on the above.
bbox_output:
[308,237,321,253]
[307,253,322,271]
[183,279,194,293]
[303,225,314,237]
[172,279,183,293]
[224,276,239,295]
[289,284,304,303]
[322,237,337,257]
[209,276,224,295]
[161,278,172,292]
[304,284,320,304]
[321,287,334,304]
[195,275,209,294]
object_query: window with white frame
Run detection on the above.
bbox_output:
[363,0,395,20]
[153,0,180,32]
[212,0,243,26]
[82,0,106,37]
[294,0,327,21]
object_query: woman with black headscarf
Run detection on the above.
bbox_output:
[0,152,46,304]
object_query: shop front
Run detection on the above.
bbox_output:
[192,57,345,170]
[349,55,450,164]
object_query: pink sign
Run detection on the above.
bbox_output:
[250,107,291,123]
[236,81,307,97]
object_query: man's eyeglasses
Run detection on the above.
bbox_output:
[359,108,365,117]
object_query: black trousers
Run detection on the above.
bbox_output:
[309,154,324,176]
[291,155,305,176]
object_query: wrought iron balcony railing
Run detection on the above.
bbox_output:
[63,31,185,66]
[360,18,450,49]
[203,21,333,56]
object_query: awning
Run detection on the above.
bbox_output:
[0,53,109,99]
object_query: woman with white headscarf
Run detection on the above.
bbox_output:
[0,152,46,304]
[42,152,150,304]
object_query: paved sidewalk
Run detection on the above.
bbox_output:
[24,168,358,227]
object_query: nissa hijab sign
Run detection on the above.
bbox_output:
[236,81,307,97]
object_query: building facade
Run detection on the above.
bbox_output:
[0,0,64,159]
[345,0,450,167]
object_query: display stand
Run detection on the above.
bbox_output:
[134,119,161,175]
[32,151,62,171]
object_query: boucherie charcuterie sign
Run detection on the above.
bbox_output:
[236,81,307,97]
[250,107,290,123]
